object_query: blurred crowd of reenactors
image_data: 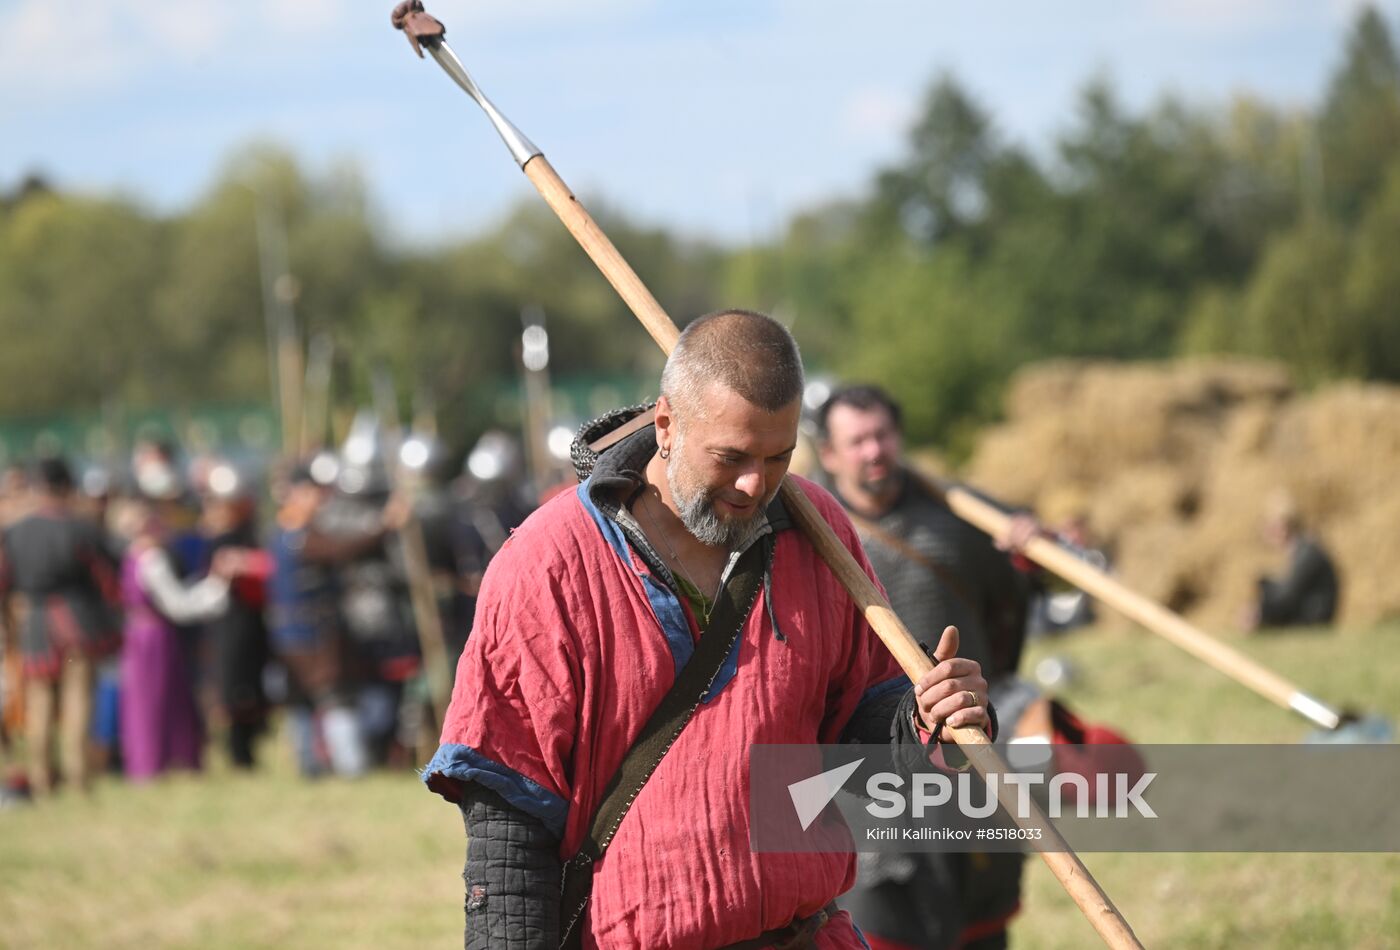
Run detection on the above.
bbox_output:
[0,421,535,805]
[0,397,1340,810]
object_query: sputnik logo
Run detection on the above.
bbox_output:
[785,755,1158,826]
[787,758,864,830]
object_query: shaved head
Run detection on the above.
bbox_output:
[660,309,804,423]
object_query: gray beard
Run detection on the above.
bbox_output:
[667,455,759,550]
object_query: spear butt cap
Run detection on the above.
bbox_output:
[392,0,445,58]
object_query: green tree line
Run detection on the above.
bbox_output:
[2,6,1397,454]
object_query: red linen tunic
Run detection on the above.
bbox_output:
[425,474,905,949]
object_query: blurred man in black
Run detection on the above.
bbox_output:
[0,457,119,796]
[818,385,1038,950]
[1244,492,1339,631]
[199,465,271,769]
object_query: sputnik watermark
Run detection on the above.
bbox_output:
[788,758,1156,832]
[754,744,1400,853]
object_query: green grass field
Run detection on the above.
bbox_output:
[1011,622,1400,949]
[2,622,1397,949]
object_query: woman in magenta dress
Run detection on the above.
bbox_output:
[118,482,234,781]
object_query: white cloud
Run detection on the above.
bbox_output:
[136,0,238,55]
[1143,0,1390,34]
[840,87,915,140]
[0,0,132,93]
[426,0,648,29]
[255,0,349,36]
[1326,0,1395,22]
[1146,0,1279,31]
[0,0,348,99]
[0,0,645,100]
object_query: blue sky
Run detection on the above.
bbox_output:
[2,0,1396,246]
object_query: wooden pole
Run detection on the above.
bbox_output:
[943,485,1343,731]
[301,333,335,457]
[277,333,304,459]
[252,188,303,458]
[371,369,452,732]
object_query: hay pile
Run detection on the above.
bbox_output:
[961,358,1400,630]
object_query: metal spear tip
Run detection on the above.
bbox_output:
[391,0,445,59]
[1306,711,1395,744]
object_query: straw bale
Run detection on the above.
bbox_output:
[971,358,1292,501]
[906,447,953,481]
[1110,520,1195,607]
[1037,483,1095,526]
[956,360,1399,630]
[1329,492,1400,624]
[1091,464,1194,539]
[1002,361,1088,422]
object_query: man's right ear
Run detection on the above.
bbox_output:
[653,395,674,442]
